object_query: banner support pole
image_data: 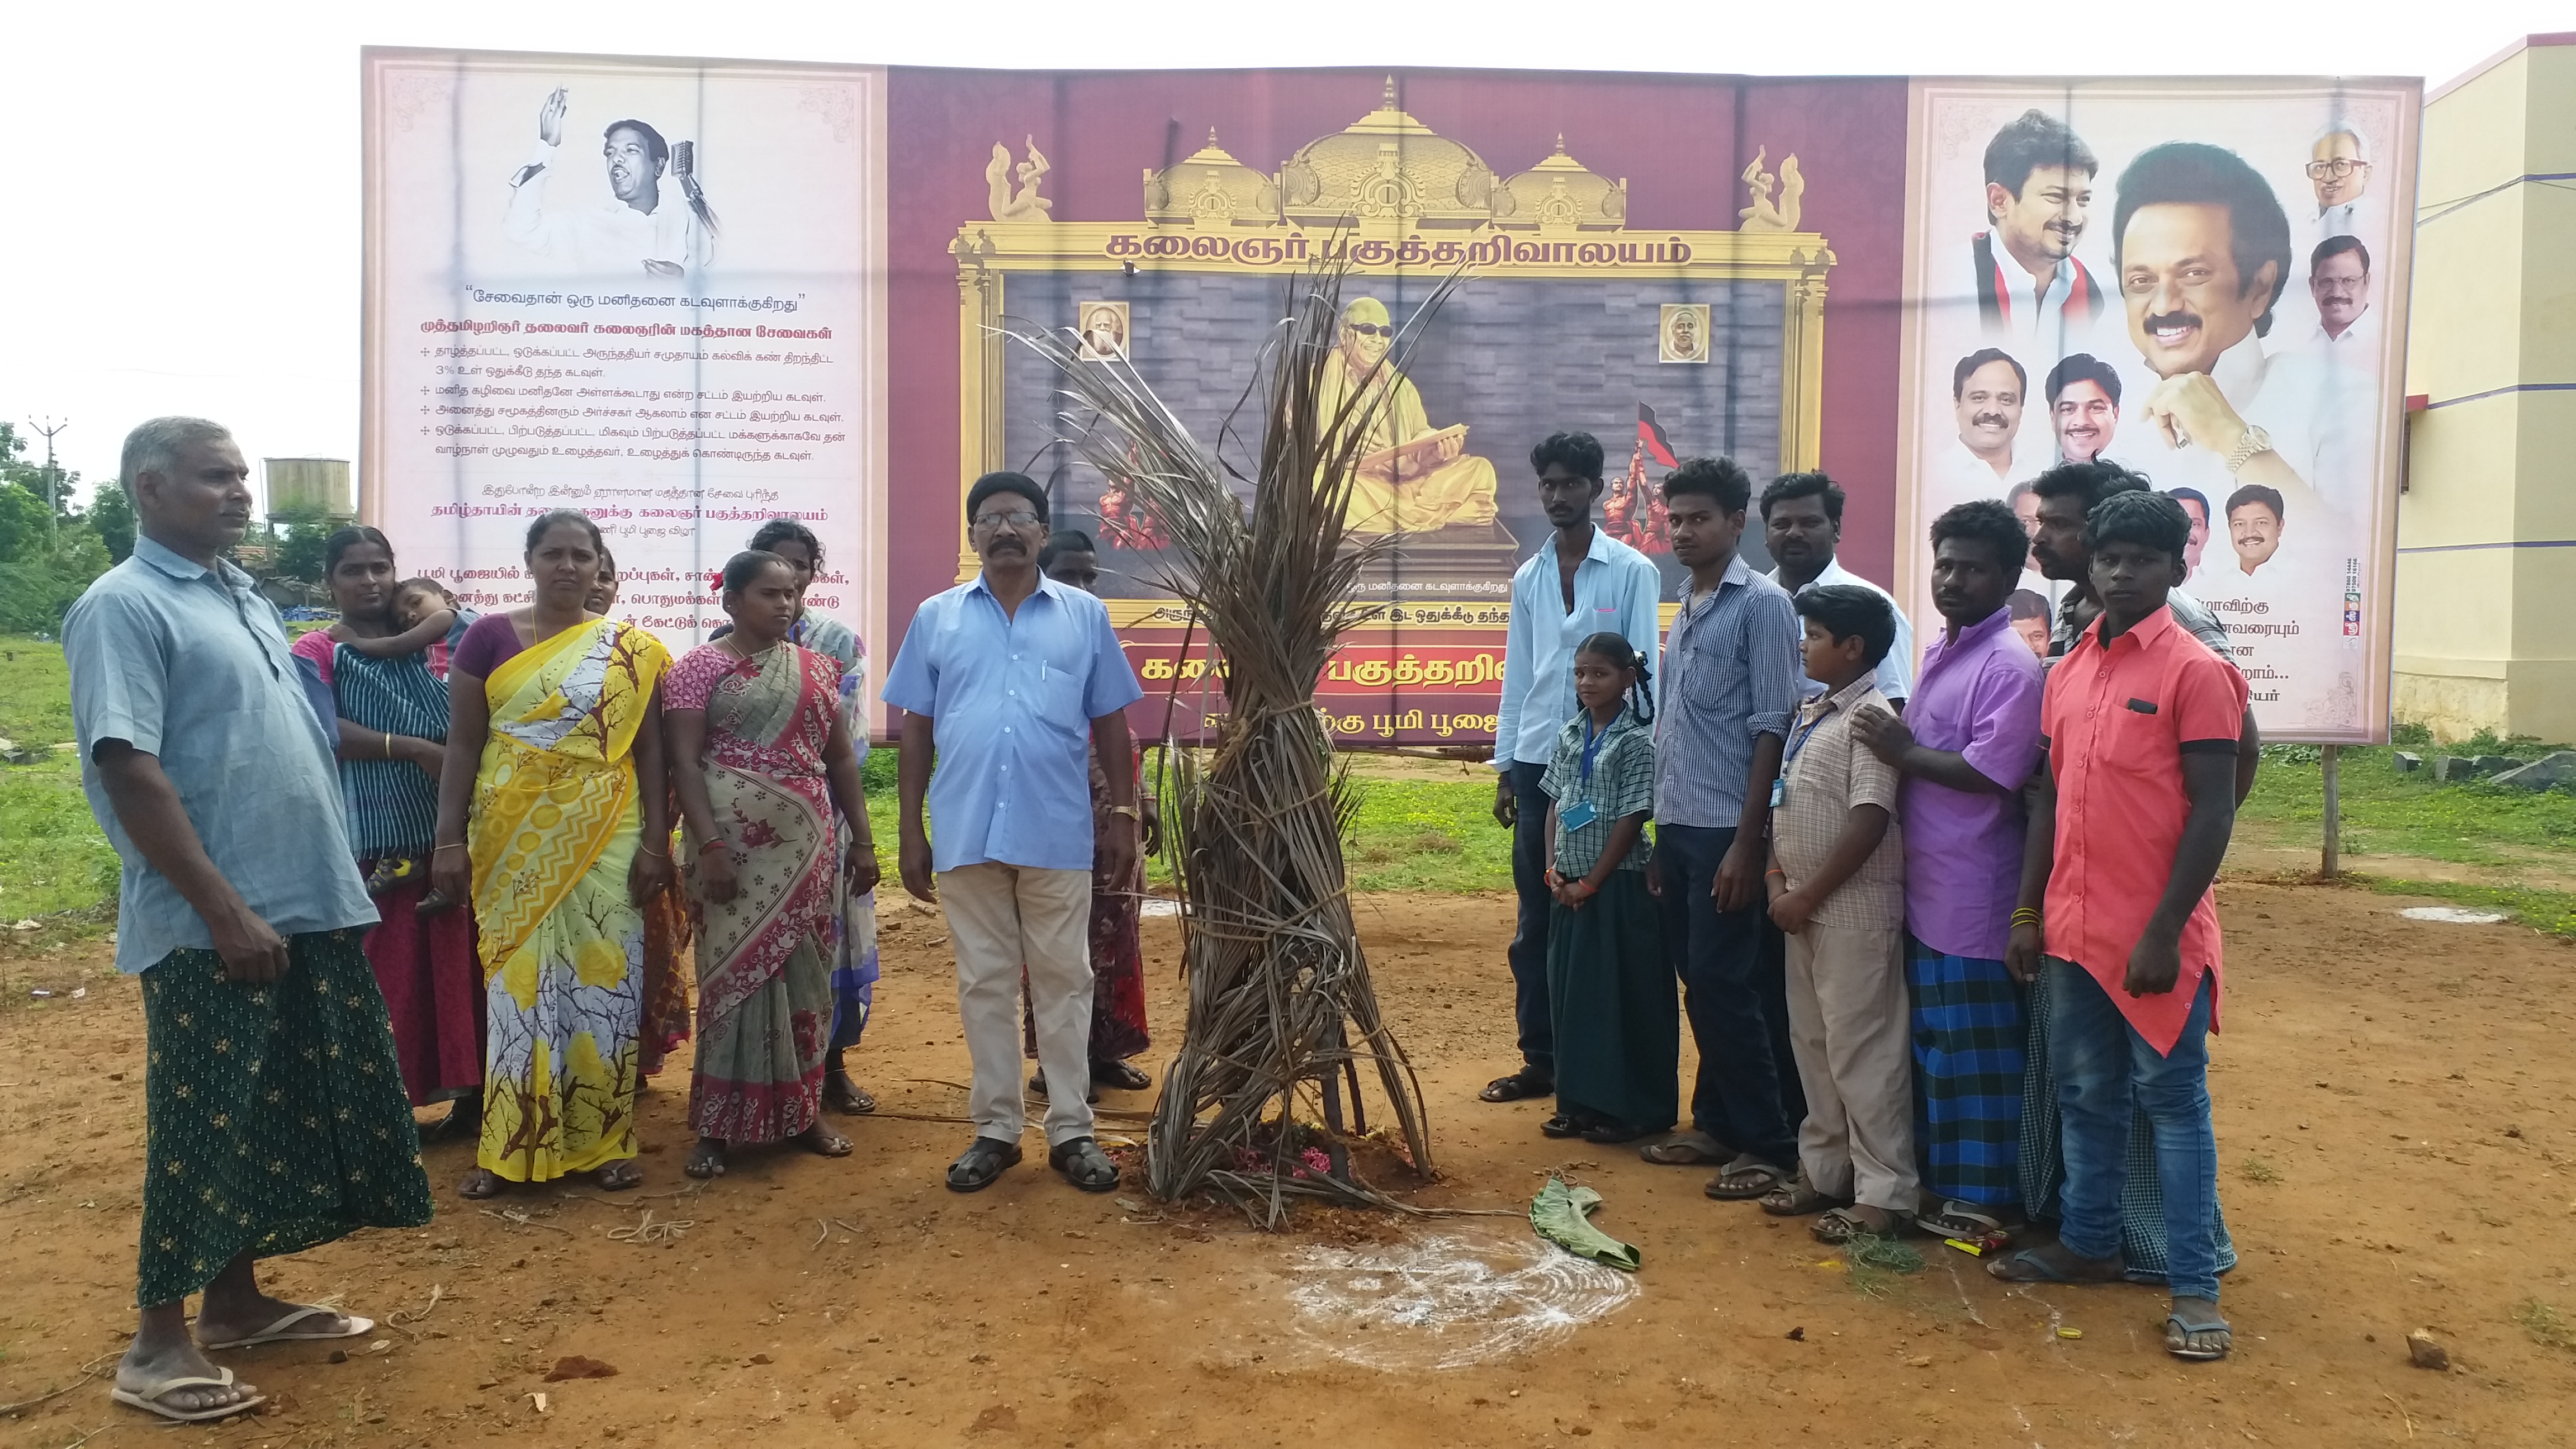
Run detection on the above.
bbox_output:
[2320,744,2342,878]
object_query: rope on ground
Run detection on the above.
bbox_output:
[480,1206,571,1234]
[606,1208,692,1245]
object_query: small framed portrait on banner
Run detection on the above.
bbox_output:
[1659,303,1710,364]
[1076,301,1130,362]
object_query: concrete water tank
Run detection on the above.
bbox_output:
[264,457,352,519]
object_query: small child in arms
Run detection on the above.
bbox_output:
[350,579,475,905]
[343,579,468,661]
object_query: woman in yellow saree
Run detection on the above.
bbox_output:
[430,511,674,1196]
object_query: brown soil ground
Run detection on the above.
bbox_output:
[3,878,2573,1448]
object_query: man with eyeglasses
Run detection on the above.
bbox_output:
[882,471,1145,1197]
[2304,127,2376,248]
[1318,296,1501,534]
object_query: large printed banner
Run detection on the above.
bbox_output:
[362,55,2412,744]
[1895,80,2415,741]
[361,51,888,656]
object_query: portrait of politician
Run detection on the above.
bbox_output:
[2306,124,2376,245]
[1935,347,2027,489]
[2225,484,2285,577]
[1972,109,2104,338]
[2307,236,2376,352]
[2044,353,2120,465]
[1316,296,1499,534]
[506,87,716,279]
[2115,140,2343,517]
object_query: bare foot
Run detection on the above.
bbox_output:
[457,1168,504,1199]
[797,1124,854,1158]
[684,1139,728,1179]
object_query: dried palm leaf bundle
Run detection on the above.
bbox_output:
[1014,258,1447,1227]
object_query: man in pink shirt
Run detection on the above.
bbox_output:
[1990,490,2246,1365]
[1854,501,2044,1235]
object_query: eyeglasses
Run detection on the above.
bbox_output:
[2305,158,2369,180]
[1344,322,1393,338]
[970,509,1043,533]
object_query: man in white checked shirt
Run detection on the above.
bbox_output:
[1481,432,1664,1107]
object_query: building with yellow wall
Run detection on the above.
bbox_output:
[2398,32,2576,742]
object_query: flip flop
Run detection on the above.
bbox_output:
[1703,1155,1789,1200]
[2164,1302,2233,1361]
[198,1305,372,1351]
[111,1366,267,1422]
[1986,1246,2124,1284]
[1639,1130,1732,1166]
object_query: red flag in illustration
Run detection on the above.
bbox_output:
[1636,404,1679,470]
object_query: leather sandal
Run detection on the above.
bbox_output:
[1091,1059,1152,1092]
[945,1136,1023,1192]
[1478,1069,1554,1103]
[1049,1136,1121,1193]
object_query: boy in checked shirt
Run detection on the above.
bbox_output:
[1759,584,1916,1243]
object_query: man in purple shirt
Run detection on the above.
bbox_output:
[1852,500,2044,1233]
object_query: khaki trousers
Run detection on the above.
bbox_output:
[1782,920,1919,1212]
[936,863,1096,1148]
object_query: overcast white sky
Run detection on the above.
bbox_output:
[4,0,2561,503]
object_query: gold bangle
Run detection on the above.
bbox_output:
[640,843,670,859]
[433,842,467,854]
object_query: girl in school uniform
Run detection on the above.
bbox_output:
[1538,632,1677,1145]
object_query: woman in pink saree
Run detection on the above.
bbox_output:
[666,551,880,1178]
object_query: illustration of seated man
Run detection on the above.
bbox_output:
[1317,297,1500,534]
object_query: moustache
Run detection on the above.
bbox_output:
[2143,309,2204,334]
[1972,411,2010,429]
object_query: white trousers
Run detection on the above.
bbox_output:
[937,862,1096,1148]
[1782,920,1920,1213]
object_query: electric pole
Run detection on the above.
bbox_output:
[29,417,67,537]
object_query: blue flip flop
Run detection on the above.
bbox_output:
[2165,1302,2233,1361]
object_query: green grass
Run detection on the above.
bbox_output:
[0,636,112,929]
[0,634,72,746]
[2236,735,2576,872]
[12,627,2576,930]
[2515,1297,2575,1352]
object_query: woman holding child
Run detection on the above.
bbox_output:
[291,527,484,1131]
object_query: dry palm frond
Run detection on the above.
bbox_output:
[1010,253,1454,1227]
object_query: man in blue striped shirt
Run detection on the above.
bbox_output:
[1648,456,1809,1200]
[1481,432,1665,1105]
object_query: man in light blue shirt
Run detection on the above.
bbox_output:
[1759,471,1915,709]
[67,417,428,1426]
[1480,430,1664,1109]
[883,470,1144,1197]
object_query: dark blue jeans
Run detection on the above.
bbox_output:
[2048,959,2223,1303]
[1654,822,1800,1166]
[1504,762,1555,1079]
